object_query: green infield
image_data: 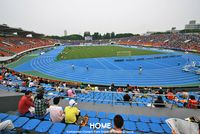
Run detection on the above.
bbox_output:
[57,46,163,60]
[22,71,66,81]
[6,54,39,68]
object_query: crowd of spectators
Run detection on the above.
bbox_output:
[114,84,200,109]
[0,66,200,133]
[0,36,56,56]
[1,33,200,56]
[1,65,200,111]
[17,89,80,124]
[113,33,200,52]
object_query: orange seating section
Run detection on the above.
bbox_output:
[0,36,56,56]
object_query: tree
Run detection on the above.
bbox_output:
[66,34,83,40]
[115,33,134,38]
[180,29,200,33]
[111,32,115,38]
[102,33,111,39]
[92,32,101,40]
[46,34,84,40]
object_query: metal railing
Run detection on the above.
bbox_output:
[63,91,200,110]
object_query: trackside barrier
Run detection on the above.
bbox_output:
[0,81,199,109]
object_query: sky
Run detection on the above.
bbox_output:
[0,0,200,36]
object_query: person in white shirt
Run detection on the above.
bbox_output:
[94,86,99,92]
[0,120,14,131]
[48,97,64,122]
[29,81,35,87]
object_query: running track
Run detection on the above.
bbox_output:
[13,46,200,86]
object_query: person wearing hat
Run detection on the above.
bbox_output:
[64,99,80,124]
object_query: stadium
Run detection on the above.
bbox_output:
[0,0,200,134]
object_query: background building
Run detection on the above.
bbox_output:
[84,31,92,40]
[185,20,200,30]
[64,30,67,36]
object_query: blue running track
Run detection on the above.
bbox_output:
[13,46,200,86]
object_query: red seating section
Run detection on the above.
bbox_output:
[0,36,56,56]
[115,33,200,52]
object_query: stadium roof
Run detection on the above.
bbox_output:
[0,24,44,37]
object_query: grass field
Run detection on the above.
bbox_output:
[57,46,163,60]
[6,54,39,68]
[22,71,66,81]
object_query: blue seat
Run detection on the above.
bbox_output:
[150,116,161,123]
[139,115,150,123]
[97,112,106,119]
[25,112,34,118]
[22,119,41,131]
[128,115,139,122]
[80,110,87,116]
[0,113,8,120]
[13,117,29,128]
[107,113,116,120]
[87,111,96,118]
[124,121,137,131]
[2,115,19,122]
[44,113,51,121]
[138,103,145,107]
[136,122,150,132]
[48,122,66,134]
[34,114,46,120]
[35,121,53,133]
[149,123,164,133]
[121,114,128,120]
[160,116,169,123]
[131,103,138,106]
[63,124,79,134]
[99,119,111,124]
[124,102,131,106]
[177,102,184,107]
[161,123,172,134]
[87,118,99,125]
[95,100,102,104]
[102,101,109,104]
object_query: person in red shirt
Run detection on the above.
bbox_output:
[187,95,198,109]
[0,75,3,81]
[18,91,34,115]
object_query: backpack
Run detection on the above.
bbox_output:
[76,115,89,126]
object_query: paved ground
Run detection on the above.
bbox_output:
[59,98,200,119]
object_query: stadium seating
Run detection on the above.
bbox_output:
[0,73,200,108]
[0,36,56,56]
[0,108,174,134]
[0,70,197,132]
[115,33,200,53]
[1,26,200,134]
